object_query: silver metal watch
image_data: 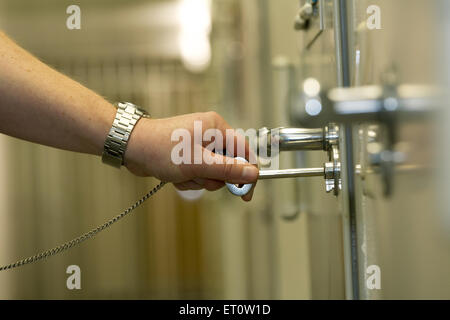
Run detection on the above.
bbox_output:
[102,101,149,168]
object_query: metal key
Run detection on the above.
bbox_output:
[226,157,335,196]
[258,167,324,179]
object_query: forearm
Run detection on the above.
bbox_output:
[0,31,115,156]
[0,32,258,200]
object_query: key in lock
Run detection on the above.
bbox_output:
[226,123,341,197]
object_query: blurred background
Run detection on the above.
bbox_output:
[0,0,449,299]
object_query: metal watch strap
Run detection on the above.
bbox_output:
[102,102,149,168]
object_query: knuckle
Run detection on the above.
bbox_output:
[207,111,219,118]
[204,180,217,191]
[206,111,222,123]
[222,161,235,181]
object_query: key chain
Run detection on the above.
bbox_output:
[0,181,166,271]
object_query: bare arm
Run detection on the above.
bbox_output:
[0,31,115,155]
[0,32,258,200]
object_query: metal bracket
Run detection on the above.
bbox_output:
[291,77,441,196]
[294,1,315,31]
[324,123,341,195]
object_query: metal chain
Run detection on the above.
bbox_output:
[0,181,166,271]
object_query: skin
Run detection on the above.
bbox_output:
[0,31,258,201]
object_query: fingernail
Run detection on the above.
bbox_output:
[241,166,258,182]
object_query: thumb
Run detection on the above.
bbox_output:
[191,148,259,184]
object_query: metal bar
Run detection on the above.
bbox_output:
[258,167,324,179]
[334,0,359,300]
[278,127,324,151]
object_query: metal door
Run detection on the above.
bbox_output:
[288,0,450,299]
[347,0,450,299]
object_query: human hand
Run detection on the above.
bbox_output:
[124,112,258,201]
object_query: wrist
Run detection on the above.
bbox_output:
[96,103,117,156]
[123,117,155,176]
[101,102,149,168]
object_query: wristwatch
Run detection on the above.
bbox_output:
[102,101,149,168]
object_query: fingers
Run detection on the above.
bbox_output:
[174,178,225,192]
[192,148,259,184]
[174,180,203,190]
[206,112,256,163]
[224,130,256,162]
[241,181,256,202]
[193,178,225,191]
[174,112,258,201]
[175,178,255,201]
[211,115,257,201]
